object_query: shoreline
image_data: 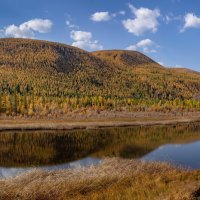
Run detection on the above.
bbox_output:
[0,111,200,131]
[0,158,199,199]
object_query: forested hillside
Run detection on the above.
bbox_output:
[0,38,200,117]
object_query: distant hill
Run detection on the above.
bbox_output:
[0,38,108,73]
[171,67,200,76]
[92,50,159,68]
[0,38,200,100]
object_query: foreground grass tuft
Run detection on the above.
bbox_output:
[0,158,200,200]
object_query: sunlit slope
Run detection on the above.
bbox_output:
[92,50,159,68]
[93,50,200,99]
[0,38,200,99]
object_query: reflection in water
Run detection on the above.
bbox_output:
[0,123,200,177]
[142,141,200,169]
[0,157,100,178]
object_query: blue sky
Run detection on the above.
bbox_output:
[0,0,200,71]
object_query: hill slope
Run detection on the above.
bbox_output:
[92,50,159,68]
[0,38,200,100]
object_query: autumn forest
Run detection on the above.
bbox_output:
[0,38,200,117]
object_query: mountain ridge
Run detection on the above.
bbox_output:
[0,38,200,100]
[91,49,160,69]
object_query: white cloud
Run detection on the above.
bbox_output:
[66,20,79,29]
[136,39,153,48]
[21,19,52,33]
[126,39,158,53]
[4,19,53,38]
[5,25,33,38]
[181,13,200,32]
[71,31,92,41]
[91,12,112,22]
[175,64,184,68]
[158,61,164,66]
[90,10,125,22]
[65,19,103,51]
[164,15,175,24]
[119,11,126,15]
[70,30,103,51]
[122,4,160,36]
[165,15,171,24]
[72,40,103,50]
[163,14,181,24]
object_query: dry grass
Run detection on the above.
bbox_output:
[0,158,200,200]
[1,111,200,131]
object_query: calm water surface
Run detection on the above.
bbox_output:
[1,123,200,178]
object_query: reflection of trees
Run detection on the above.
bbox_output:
[0,123,200,167]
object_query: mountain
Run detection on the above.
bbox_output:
[92,50,159,68]
[171,67,200,76]
[0,38,200,100]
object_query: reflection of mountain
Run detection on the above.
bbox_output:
[0,130,107,167]
[0,123,200,167]
[93,124,200,158]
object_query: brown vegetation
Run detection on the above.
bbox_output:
[1,111,200,131]
[0,158,200,200]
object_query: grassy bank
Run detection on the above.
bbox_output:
[0,158,200,200]
[0,111,200,130]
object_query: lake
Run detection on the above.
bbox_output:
[0,123,200,178]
